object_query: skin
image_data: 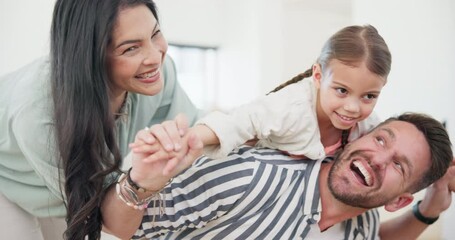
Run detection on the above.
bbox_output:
[318,120,431,230]
[313,60,386,146]
[328,120,430,208]
[106,4,168,114]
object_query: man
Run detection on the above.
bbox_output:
[102,113,453,239]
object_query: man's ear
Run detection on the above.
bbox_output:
[312,64,323,88]
[383,193,414,212]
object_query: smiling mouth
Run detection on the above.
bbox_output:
[351,160,373,186]
[336,112,357,122]
[136,69,159,79]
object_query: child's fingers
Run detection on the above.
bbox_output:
[160,120,183,151]
[149,124,175,152]
[130,143,161,154]
[134,127,156,144]
[143,149,175,163]
[175,113,189,136]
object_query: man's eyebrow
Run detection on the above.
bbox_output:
[115,22,159,49]
[379,127,395,141]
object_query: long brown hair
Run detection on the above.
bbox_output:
[50,0,159,239]
[268,25,391,94]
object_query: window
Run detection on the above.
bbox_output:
[167,44,218,110]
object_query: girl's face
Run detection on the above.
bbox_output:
[314,59,386,130]
[107,4,168,98]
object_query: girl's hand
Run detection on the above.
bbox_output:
[144,113,189,152]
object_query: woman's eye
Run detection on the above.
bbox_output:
[376,137,385,146]
[152,30,161,38]
[123,46,138,54]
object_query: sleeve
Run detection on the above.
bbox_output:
[3,59,66,215]
[11,98,64,205]
[196,81,324,159]
[134,155,256,239]
[150,55,204,127]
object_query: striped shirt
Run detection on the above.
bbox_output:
[135,146,380,239]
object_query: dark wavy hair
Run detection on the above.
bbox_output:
[50,0,159,239]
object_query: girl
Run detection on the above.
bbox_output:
[147,25,391,163]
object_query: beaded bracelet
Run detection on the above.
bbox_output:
[127,167,151,193]
[116,169,173,211]
[116,173,155,210]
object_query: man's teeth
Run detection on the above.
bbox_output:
[137,70,158,79]
[353,160,372,186]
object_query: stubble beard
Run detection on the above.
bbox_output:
[327,147,390,208]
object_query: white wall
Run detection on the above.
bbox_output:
[155,0,353,109]
[353,0,455,239]
[0,0,55,75]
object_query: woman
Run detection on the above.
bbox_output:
[0,0,201,239]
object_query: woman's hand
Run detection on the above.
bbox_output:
[127,126,203,191]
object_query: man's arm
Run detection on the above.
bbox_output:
[379,162,455,239]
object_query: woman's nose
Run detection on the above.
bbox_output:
[142,43,162,66]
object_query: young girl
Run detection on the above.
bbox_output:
[137,24,390,167]
[188,24,391,160]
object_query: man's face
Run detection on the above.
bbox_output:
[328,120,431,208]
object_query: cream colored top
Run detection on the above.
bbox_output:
[197,78,380,159]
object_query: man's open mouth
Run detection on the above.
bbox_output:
[350,160,373,186]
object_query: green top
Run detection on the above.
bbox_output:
[0,56,202,217]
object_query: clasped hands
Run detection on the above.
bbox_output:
[127,114,203,192]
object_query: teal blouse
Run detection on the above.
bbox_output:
[0,56,202,217]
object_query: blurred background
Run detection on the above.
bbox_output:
[1,0,454,239]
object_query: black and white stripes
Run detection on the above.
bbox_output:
[134,146,379,240]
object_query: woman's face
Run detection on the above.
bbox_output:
[107,4,168,98]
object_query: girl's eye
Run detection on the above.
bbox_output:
[336,88,348,95]
[363,94,378,100]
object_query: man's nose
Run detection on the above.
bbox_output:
[372,151,393,170]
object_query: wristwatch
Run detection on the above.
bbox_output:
[412,200,439,225]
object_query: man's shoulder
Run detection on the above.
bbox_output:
[225,146,317,171]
